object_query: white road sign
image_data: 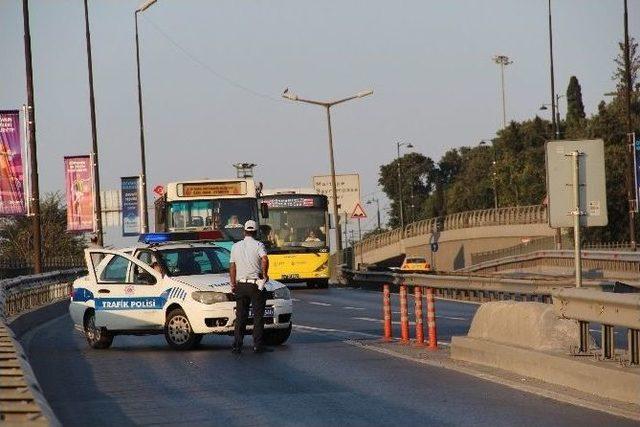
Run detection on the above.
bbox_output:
[312,174,360,217]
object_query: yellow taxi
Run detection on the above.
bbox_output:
[400,256,431,273]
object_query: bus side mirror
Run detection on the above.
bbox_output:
[260,203,269,219]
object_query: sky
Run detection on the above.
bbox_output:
[0,0,638,244]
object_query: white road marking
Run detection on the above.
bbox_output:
[353,316,469,324]
[308,301,332,306]
[291,298,301,302]
[343,306,366,311]
[293,324,379,338]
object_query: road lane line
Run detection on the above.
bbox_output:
[308,301,332,306]
[343,306,366,311]
[293,324,379,338]
[353,316,469,324]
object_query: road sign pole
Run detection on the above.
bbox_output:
[568,150,583,288]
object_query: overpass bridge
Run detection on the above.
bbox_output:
[353,205,556,271]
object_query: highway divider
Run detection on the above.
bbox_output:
[553,288,640,365]
[0,269,84,425]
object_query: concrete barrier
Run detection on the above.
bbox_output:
[451,301,640,406]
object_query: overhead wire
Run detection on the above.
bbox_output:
[140,15,283,103]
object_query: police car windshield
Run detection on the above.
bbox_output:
[157,247,230,277]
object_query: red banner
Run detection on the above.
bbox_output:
[64,156,94,232]
[0,110,25,215]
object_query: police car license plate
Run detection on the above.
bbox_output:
[249,307,274,317]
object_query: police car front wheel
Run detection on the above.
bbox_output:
[164,308,201,350]
[84,310,113,349]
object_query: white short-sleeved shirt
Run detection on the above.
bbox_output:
[230,236,267,280]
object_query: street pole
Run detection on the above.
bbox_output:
[569,151,583,287]
[135,10,150,233]
[493,55,512,128]
[376,200,381,231]
[623,0,637,250]
[282,88,373,253]
[396,142,404,230]
[326,105,341,251]
[83,0,103,246]
[548,0,558,139]
[22,0,42,273]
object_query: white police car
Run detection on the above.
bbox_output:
[69,235,293,350]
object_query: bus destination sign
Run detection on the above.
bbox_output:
[264,197,319,209]
[180,182,247,197]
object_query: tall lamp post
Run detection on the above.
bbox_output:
[83,0,103,246]
[493,55,513,128]
[396,141,413,230]
[547,0,558,139]
[22,0,42,273]
[366,197,381,231]
[479,139,498,209]
[282,88,373,252]
[623,0,636,250]
[539,94,565,139]
[134,0,158,233]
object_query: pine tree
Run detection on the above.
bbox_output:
[566,76,586,123]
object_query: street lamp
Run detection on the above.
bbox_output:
[83,0,103,246]
[366,198,381,231]
[492,55,513,128]
[134,0,158,234]
[479,139,498,209]
[396,141,413,230]
[539,93,564,139]
[282,88,373,252]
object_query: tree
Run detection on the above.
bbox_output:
[0,192,86,263]
[613,37,639,95]
[378,152,437,227]
[566,76,586,124]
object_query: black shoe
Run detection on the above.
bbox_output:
[231,347,242,354]
[253,346,273,353]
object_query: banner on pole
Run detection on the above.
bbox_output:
[64,155,94,231]
[121,176,141,236]
[0,110,25,215]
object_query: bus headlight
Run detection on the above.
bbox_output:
[192,291,229,304]
[273,286,291,300]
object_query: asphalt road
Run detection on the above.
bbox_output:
[21,287,637,426]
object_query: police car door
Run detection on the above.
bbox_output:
[87,249,164,331]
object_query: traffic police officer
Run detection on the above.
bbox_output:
[230,220,271,353]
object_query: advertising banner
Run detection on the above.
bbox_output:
[634,134,640,212]
[0,110,25,215]
[64,155,94,232]
[121,176,141,236]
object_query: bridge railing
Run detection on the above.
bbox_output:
[355,204,548,255]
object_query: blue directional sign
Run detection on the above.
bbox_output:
[635,135,640,212]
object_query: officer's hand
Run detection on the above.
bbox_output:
[263,275,269,283]
[231,283,237,293]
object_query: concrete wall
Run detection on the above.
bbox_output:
[362,223,556,271]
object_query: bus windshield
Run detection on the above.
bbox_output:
[262,208,327,250]
[167,198,258,241]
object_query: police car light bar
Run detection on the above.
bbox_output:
[139,231,224,244]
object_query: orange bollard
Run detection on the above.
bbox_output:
[426,287,438,349]
[382,284,392,342]
[413,286,425,346]
[399,284,410,344]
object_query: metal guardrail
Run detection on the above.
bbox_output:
[553,288,640,365]
[345,269,614,304]
[462,250,640,277]
[0,269,84,425]
[354,204,547,255]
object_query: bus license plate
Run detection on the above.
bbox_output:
[249,307,274,318]
[282,274,300,280]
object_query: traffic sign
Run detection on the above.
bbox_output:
[350,202,367,219]
[153,185,164,198]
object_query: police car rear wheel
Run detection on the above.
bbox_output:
[84,311,113,349]
[263,323,292,346]
[165,308,199,350]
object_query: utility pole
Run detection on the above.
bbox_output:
[548,0,558,138]
[22,0,42,273]
[623,0,637,250]
[84,0,103,246]
[493,55,513,128]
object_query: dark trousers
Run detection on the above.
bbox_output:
[233,282,266,348]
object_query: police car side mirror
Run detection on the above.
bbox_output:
[260,202,269,219]
[136,271,156,285]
